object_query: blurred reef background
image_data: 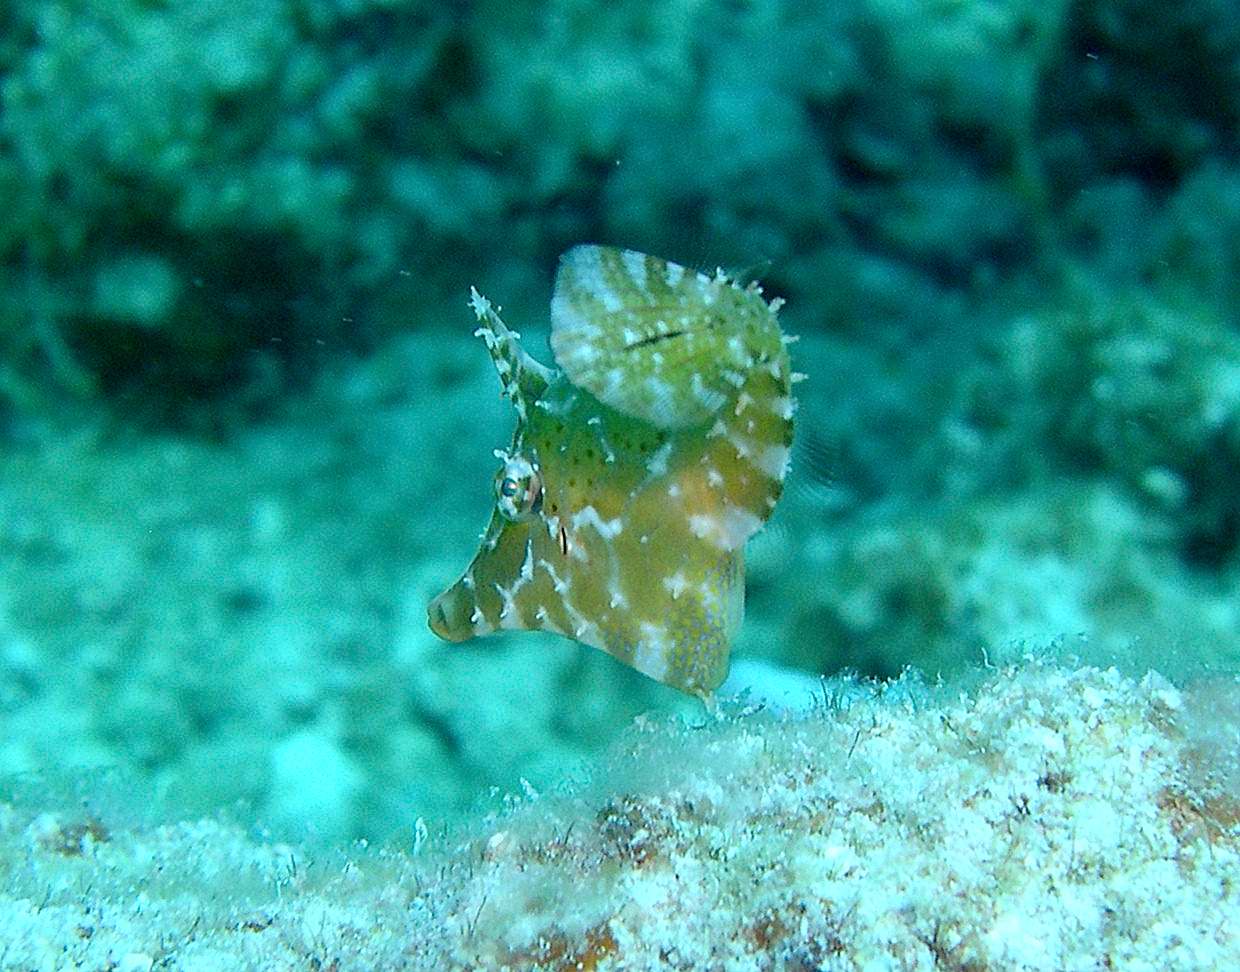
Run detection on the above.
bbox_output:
[0,0,1238,964]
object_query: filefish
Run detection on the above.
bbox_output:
[427,246,797,699]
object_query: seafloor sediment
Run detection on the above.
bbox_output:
[1,660,1235,971]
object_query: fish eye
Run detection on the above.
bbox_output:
[495,456,543,522]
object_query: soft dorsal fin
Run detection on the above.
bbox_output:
[550,245,784,429]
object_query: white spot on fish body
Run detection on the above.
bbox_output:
[539,558,569,594]
[690,373,710,405]
[571,505,623,539]
[567,246,622,312]
[563,599,598,643]
[647,441,673,475]
[566,345,601,367]
[688,513,716,539]
[718,505,763,549]
[756,444,791,480]
[495,583,521,627]
[645,374,673,406]
[535,604,565,635]
[771,395,796,419]
[634,623,670,681]
[622,249,648,290]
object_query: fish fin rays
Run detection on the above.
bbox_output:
[550,245,781,429]
[470,287,553,412]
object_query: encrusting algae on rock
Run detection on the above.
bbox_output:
[428,246,797,699]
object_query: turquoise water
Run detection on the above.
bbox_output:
[1,0,1237,852]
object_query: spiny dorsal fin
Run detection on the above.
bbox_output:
[470,287,552,419]
[550,246,784,429]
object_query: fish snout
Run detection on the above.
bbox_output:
[427,585,473,642]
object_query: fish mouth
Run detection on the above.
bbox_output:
[427,597,449,640]
[427,587,472,642]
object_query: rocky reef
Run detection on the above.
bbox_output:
[1,661,1235,970]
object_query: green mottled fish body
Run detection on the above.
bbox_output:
[428,246,796,699]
